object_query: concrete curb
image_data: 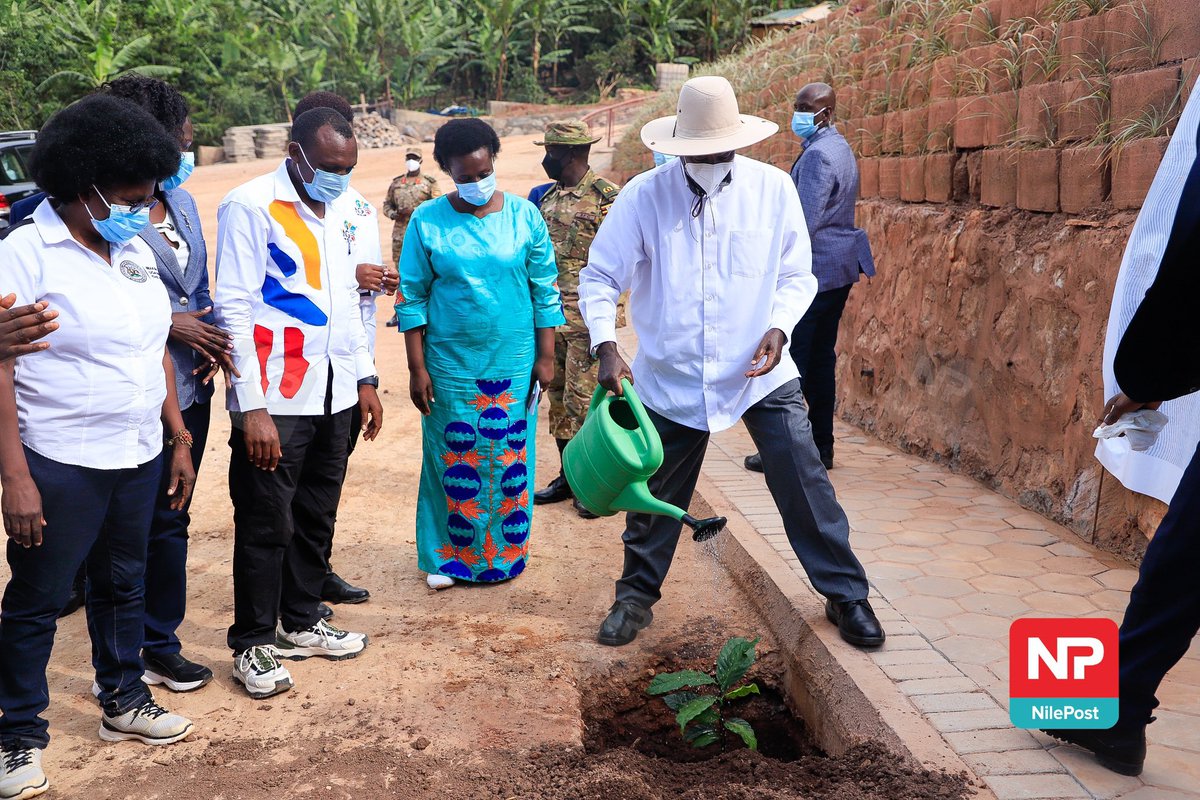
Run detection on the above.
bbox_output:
[695,470,996,798]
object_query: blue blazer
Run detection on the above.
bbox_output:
[139,187,213,410]
[790,126,876,293]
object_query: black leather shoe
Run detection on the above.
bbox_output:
[574,498,599,519]
[744,453,764,473]
[58,585,85,619]
[323,572,370,604]
[385,314,399,328]
[318,602,334,621]
[1041,721,1149,776]
[143,651,214,693]
[597,601,653,646]
[825,599,886,648]
[534,475,573,505]
[819,450,834,470]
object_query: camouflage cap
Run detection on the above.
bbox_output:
[405,146,423,158]
[534,120,601,146]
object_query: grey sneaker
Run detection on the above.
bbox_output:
[98,698,193,745]
[275,619,367,661]
[232,645,293,700]
[0,747,47,799]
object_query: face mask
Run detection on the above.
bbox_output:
[297,144,351,202]
[456,172,497,206]
[159,151,195,191]
[684,161,733,196]
[86,185,151,244]
[541,153,565,182]
[652,151,677,167]
[405,158,421,173]
[791,108,827,140]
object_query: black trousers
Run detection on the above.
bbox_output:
[227,408,352,653]
[1117,441,1200,726]
[616,380,870,607]
[788,284,853,457]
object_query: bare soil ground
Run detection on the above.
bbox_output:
[16,136,969,799]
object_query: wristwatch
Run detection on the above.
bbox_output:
[358,376,380,388]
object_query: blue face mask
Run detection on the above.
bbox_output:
[86,185,152,244]
[456,172,497,206]
[298,145,351,202]
[791,108,828,141]
[652,151,677,167]
[160,151,195,191]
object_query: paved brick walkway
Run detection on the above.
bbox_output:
[703,421,1200,800]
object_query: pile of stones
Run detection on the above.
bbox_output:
[353,112,413,148]
[253,124,291,159]
[222,126,258,163]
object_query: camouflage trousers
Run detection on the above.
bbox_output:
[391,224,410,267]
[548,330,598,440]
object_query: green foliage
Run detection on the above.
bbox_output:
[648,636,760,752]
[6,0,780,144]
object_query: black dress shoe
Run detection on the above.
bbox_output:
[825,599,885,648]
[318,602,334,621]
[58,586,85,619]
[744,453,764,473]
[534,474,573,505]
[819,450,834,470]
[573,498,599,519]
[1041,721,1149,776]
[597,601,653,646]
[323,572,370,604]
[142,651,214,693]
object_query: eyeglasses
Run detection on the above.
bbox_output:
[92,185,159,214]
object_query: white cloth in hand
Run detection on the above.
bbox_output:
[1093,409,1170,452]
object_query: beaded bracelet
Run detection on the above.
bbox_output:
[167,429,194,449]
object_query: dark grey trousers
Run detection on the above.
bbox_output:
[615,379,870,607]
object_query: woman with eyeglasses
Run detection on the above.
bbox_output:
[0,94,196,800]
[396,118,564,590]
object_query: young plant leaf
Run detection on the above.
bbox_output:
[685,723,717,744]
[715,636,759,691]
[661,691,700,712]
[724,717,758,751]
[724,682,761,701]
[647,670,717,695]
[694,705,720,726]
[688,727,721,748]
[676,695,718,732]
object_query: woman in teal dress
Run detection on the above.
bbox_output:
[396,119,565,590]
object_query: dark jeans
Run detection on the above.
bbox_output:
[142,400,211,658]
[227,409,352,653]
[0,448,161,749]
[1117,441,1200,726]
[789,284,853,456]
[616,379,870,607]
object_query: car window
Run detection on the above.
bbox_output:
[0,147,29,186]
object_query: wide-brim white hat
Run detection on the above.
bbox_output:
[641,75,778,157]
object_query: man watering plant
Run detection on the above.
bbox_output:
[578,76,884,650]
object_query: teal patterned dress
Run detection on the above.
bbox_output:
[396,193,565,581]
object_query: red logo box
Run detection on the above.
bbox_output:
[1010,618,1118,699]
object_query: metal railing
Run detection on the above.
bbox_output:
[580,96,656,147]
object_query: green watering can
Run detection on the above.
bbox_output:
[563,379,728,542]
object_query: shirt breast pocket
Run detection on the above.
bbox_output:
[729,230,771,278]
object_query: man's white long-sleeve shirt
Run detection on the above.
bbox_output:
[579,156,817,432]
[214,160,375,416]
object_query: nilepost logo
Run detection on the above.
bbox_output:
[1009,618,1119,729]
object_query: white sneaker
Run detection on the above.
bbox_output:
[98,698,193,745]
[0,747,47,799]
[427,574,455,590]
[232,645,293,700]
[275,619,367,661]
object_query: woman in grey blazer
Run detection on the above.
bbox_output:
[108,75,237,694]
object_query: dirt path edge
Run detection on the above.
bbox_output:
[694,469,998,799]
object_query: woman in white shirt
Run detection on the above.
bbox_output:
[0,94,196,800]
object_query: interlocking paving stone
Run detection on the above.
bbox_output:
[984,773,1092,798]
[910,692,1001,713]
[964,749,1068,776]
[927,708,1014,733]
[1049,745,1145,799]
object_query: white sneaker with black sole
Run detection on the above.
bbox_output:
[0,747,47,799]
[99,698,193,745]
[232,645,293,700]
[275,619,367,660]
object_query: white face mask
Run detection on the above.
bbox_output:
[684,161,733,196]
[405,158,421,172]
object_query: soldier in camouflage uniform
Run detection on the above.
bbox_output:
[383,148,441,326]
[531,120,623,519]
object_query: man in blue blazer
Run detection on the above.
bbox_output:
[746,83,874,473]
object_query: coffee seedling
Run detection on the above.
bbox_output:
[646,636,761,750]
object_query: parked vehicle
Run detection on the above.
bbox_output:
[0,131,38,229]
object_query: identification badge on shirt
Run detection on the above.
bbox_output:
[118,260,149,283]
